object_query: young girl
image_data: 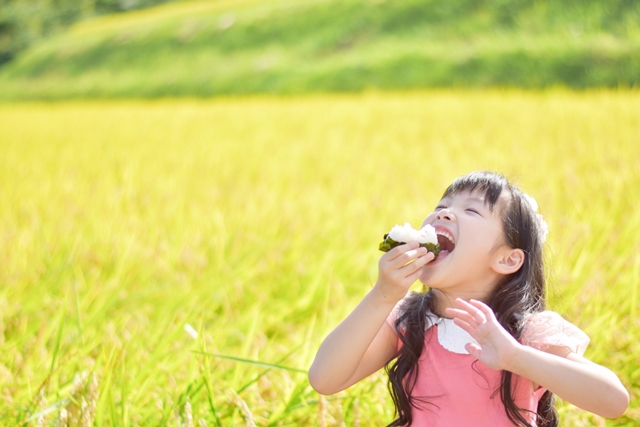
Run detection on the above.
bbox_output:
[309,171,629,426]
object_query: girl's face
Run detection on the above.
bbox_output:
[419,190,511,296]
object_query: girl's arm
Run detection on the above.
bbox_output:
[506,344,628,418]
[308,242,433,395]
[447,299,629,419]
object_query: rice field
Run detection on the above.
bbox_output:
[1,90,639,426]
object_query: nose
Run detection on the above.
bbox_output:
[436,208,454,221]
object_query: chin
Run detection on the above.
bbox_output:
[418,273,439,289]
[419,263,453,290]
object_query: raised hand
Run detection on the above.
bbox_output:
[445,298,521,370]
[309,242,434,394]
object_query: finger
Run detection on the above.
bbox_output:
[391,246,428,269]
[401,250,434,272]
[445,307,479,329]
[469,299,497,322]
[398,251,433,283]
[422,250,436,264]
[465,342,482,359]
[455,298,486,324]
[403,266,423,284]
[383,245,421,268]
[403,254,432,282]
[380,245,420,271]
[386,241,420,261]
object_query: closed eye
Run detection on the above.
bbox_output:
[435,205,448,210]
[466,208,481,215]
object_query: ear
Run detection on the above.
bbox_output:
[491,247,525,275]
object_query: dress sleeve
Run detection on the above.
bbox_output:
[385,299,405,332]
[521,311,590,356]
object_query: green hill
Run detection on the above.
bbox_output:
[0,0,176,65]
[1,0,639,99]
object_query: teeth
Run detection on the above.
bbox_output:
[436,230,455,244]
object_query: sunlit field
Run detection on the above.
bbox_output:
[1,90,639,426]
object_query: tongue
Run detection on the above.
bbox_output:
[437,235,455,252]
[437,249,450,259]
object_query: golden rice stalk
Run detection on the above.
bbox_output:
[318,394,326,427]
[80,373,99,427]
[227,390,256,427]
[35,389,47,427]
[352,398,360,427]
[56,408,68,427]
[183,396,194,427]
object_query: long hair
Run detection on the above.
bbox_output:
[385,171,556,427]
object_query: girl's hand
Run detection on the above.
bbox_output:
[373,241,434,304]
[445,298,521,370]
[448,301,630,419]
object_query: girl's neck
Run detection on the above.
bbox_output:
[430,288,492,318]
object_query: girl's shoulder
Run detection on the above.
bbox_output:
[386,296,413,330]
[386,293,433,332]
[521,310,590,356]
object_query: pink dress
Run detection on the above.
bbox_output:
[386,308,589,426]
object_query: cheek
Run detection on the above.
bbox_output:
[462,230,495,251]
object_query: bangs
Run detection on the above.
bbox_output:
[441,171,508,211]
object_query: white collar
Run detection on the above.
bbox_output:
[426,313,479,355]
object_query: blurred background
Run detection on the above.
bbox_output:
[1,1,639,426]
[0,0,639,98]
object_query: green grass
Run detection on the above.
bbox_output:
[1,0,640,100]
[1,90,639,425]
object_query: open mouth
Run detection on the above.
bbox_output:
[436,230,456,254]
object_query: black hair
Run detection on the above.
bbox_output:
[385,171,556,427]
